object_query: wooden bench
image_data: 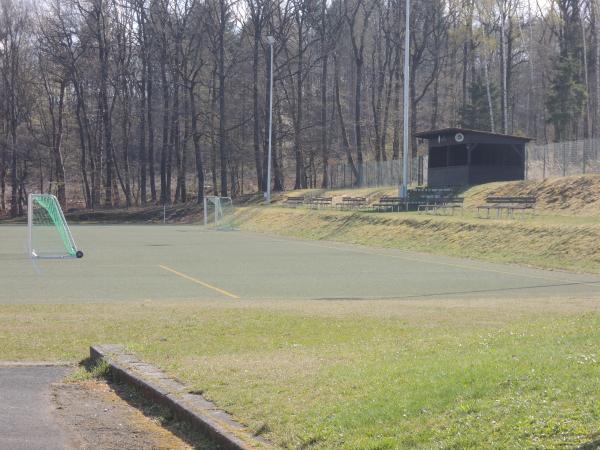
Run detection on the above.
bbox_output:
[337,196,367,210]
[306,197,333,209]
[409,187,458,212]
[372,196,404,212]
[283,196,305,207]
[477,196,536,218]
[417,197,464,215]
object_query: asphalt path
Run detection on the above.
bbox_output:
[0,366,74,450]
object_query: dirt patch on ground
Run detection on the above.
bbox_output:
[53,378,212,449]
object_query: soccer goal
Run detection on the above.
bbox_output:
[203,196,235,230]
[28,193,83,259]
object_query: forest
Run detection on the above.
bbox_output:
[0,0,595,215]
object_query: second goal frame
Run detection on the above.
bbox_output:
[203,196,233,228]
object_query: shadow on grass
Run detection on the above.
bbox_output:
[78,358,217,450]
[577,439,600,449]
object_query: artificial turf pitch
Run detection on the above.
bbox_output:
[2,224,600,304]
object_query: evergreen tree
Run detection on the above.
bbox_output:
[546,56,587,141]
[461,77,499,132]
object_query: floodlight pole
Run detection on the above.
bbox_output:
[265,36,275,204]
[400,0,411,201]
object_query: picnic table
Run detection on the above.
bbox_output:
[372,196,404,212]
[306,197,333,209]
[417,197,464,215]
[283,196,305,207]
[477,196,536,218]
[337,196,367,210]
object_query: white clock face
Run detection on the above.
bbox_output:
[455,133,464,143]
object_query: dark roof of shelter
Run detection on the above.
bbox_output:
[415,127,532,142]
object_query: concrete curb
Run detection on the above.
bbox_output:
[90,344,272,450]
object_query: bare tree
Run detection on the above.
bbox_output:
[345,0,375,184]
[0,0,32,216]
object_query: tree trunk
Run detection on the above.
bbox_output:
[334,54,359,180]
[10,127,17,217]
[483,53,495,132]
[96,1,113,207]
[121,79,132,207]
[147,62,157,203]
[190,80,204,204]
[74,95,91,208]
[354,56,364,181]
[381,62,395,162]
[252,31,263,191]
[320,0,329,188]
[171,63,182,203]
[262,44,271,191]
[274,95,284,191]
[320,52,329,187]
[181,76,189,202]
[1,133,6,211]
[293,14,305,189]
[210,68,218,195]
[499,7,508,134]
[582,5,591,140]
[392,45,401,160]
[139,42,148,205]
[160,52,170,204]
[462,0,474,120]
[53,81,67,209]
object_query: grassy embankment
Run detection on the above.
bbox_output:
[234,175,600,273]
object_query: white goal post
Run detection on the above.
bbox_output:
[203,196,235,230]
[28,193,83,259]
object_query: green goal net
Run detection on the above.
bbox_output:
[28,193,83,259]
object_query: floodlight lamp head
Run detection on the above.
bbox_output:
[266,35,275,45]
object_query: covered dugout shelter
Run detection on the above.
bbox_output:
[415,128,532,186]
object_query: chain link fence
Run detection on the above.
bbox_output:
[526,139,600,180]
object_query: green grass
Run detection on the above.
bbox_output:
[67,359,111,382]
[234,206,600,273]
[1,298,599,448]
